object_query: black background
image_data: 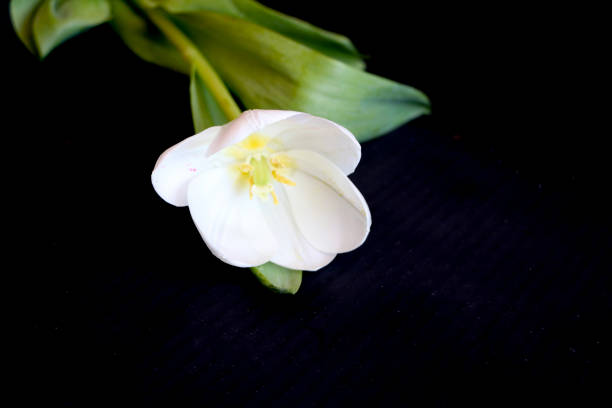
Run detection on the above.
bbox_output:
[7,1,610,405]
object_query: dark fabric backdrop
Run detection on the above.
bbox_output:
[8,2,609,405]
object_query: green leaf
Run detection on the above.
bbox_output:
[110,0,190,74]
[149,0,365,68]
[173,11,430,141]
[250,263,302,294]
[190,65,231,131]
[10,0,45,55]
[31,0,111,58]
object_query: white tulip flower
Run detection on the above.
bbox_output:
[152,110,371,271]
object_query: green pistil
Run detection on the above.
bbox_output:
[250,156,272,187]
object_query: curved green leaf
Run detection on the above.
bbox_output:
[31,0,111,58]
[150,0,365,68]
[174,11,429,141]
[109,0,190,73]
[190,64,230,131]
[251,263,302,294]
[10,0,45,55]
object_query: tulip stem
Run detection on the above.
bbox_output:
[139,4,242,121]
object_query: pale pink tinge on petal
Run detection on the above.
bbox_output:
[151,126,221,207]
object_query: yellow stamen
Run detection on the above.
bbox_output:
[270,154,291,168]
[231,139,295,204]
[269,156,282,167]
[270,189,279,205]
[239,163,253,174]
[240,133,269,151]
[272,170,296,186]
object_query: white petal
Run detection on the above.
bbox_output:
[187,167,277,267]
[263,113,361,175]
[260,185,336,271]
[206,109,300,157]
[151,126,222,207]
[284,150,371,254]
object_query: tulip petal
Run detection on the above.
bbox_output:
[151,126,221,207]
[260,185,336,271]
[187,166,277,267]
[263,113,361,175]
[206,109,300,157]
[284,150,371,254]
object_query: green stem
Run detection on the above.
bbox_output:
[139,4,242,121]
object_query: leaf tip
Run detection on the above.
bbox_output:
[250,263,303,294]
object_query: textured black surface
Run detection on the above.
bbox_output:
[8,2,610,406]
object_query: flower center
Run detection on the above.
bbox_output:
[230,133,295,204]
